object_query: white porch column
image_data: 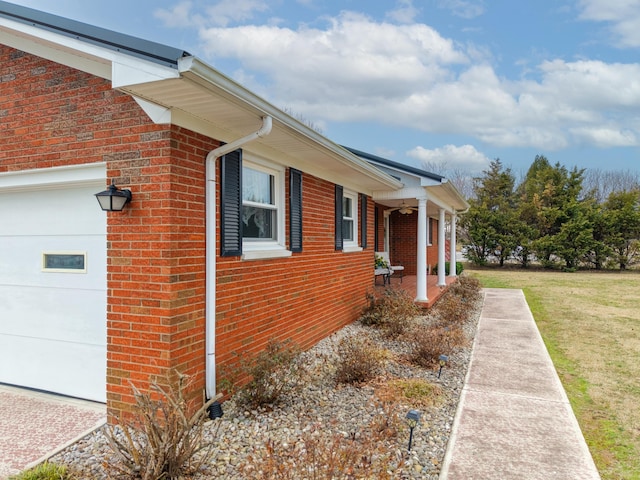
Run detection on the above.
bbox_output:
[437,207,446,286]
[416,196,428,302]
[449,212,457,277]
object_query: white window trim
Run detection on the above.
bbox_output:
[42,251,88,273]
[241,156,290,260]
[342,189,361,252]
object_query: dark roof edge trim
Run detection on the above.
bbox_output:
[342,146,444,182]
[0,0,189,68]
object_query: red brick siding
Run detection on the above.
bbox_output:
[378,208,440,276]
[105,126,214,419]
[2,45,377,417]
[1,46,213,419]
[215,170,375,391]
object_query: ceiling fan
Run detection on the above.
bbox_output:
[389,201,418,215]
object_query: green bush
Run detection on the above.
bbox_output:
[433,261,464,276]
[236,338,304,408]
[9,463,71,480]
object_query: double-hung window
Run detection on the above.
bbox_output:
[335,186,361,252]
[242,159,287,258]
[342,193,355,243]
[220,150,291,259]
[243,165,277,241]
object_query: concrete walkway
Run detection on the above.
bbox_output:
[440,288,601,480]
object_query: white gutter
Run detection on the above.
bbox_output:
[204,116,272,400]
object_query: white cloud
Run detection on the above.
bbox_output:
[437,0,485,19]
[203,0,270,27]
[386,0,420,24]
[578,0,640,47]
[155,0,270,28]
[570,126,638,147]
[408,144,490,173]
[160,3,640,153]
[154,1,200,28]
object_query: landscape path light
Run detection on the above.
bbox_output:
[438,354,449,378]
[405,409,421,451]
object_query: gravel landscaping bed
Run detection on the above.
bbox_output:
[52,291,483,479]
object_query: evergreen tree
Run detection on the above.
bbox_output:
[602,190,640,270]
[460,159,522,266]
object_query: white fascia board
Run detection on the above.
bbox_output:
[0,28,110,78]
[0,16,178,85]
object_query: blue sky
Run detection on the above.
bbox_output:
[6,0,640,177]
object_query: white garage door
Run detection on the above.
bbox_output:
[0,164,107,402]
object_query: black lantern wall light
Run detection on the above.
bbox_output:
[95,180,132,212]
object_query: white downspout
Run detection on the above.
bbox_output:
[204,116,272,400]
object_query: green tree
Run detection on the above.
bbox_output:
[460,159,522,266]
[602,190,640,270]
[517,155,589,268]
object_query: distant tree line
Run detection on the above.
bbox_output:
[458,155,640,271]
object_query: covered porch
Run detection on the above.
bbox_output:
[374,274,458,309]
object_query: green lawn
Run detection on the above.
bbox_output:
[468,268,640,480]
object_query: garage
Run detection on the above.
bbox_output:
[0,164,107,402]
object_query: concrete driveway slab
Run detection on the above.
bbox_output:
[0,385,105,479]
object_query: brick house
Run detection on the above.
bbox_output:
[0,2,468,420]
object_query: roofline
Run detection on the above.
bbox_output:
[0,0,188,68]
[343,146,445,182]
[179,57,404,191]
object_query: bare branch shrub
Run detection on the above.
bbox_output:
[359,287,421,338]
[448,275,483,303]
[406,325,450,368]
[235,338,305,408]
[104,373,221,480]
[241,420,401,479]
[335,336,384,385]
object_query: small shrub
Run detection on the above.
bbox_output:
[434,261,464,276]
[241,421,399,479]
[448,275,482,303]
[236,338,304,408]
[407,325,450,368]
[335,336,384,385]
[9,463,71,480]
[104,372,220,480]
[359,287,420,338]
[378,378,444,408]
[434,294,466,326]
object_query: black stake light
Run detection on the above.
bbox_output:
[95,180,132,212]
[405,409,421,451]
[438,354,449,378]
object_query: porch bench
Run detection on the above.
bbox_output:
[375,267,391,285]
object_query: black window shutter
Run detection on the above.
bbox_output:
[220,149,242,256]
[335,185,343,251]
[289,168,303,252]
[360,193,367,249]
